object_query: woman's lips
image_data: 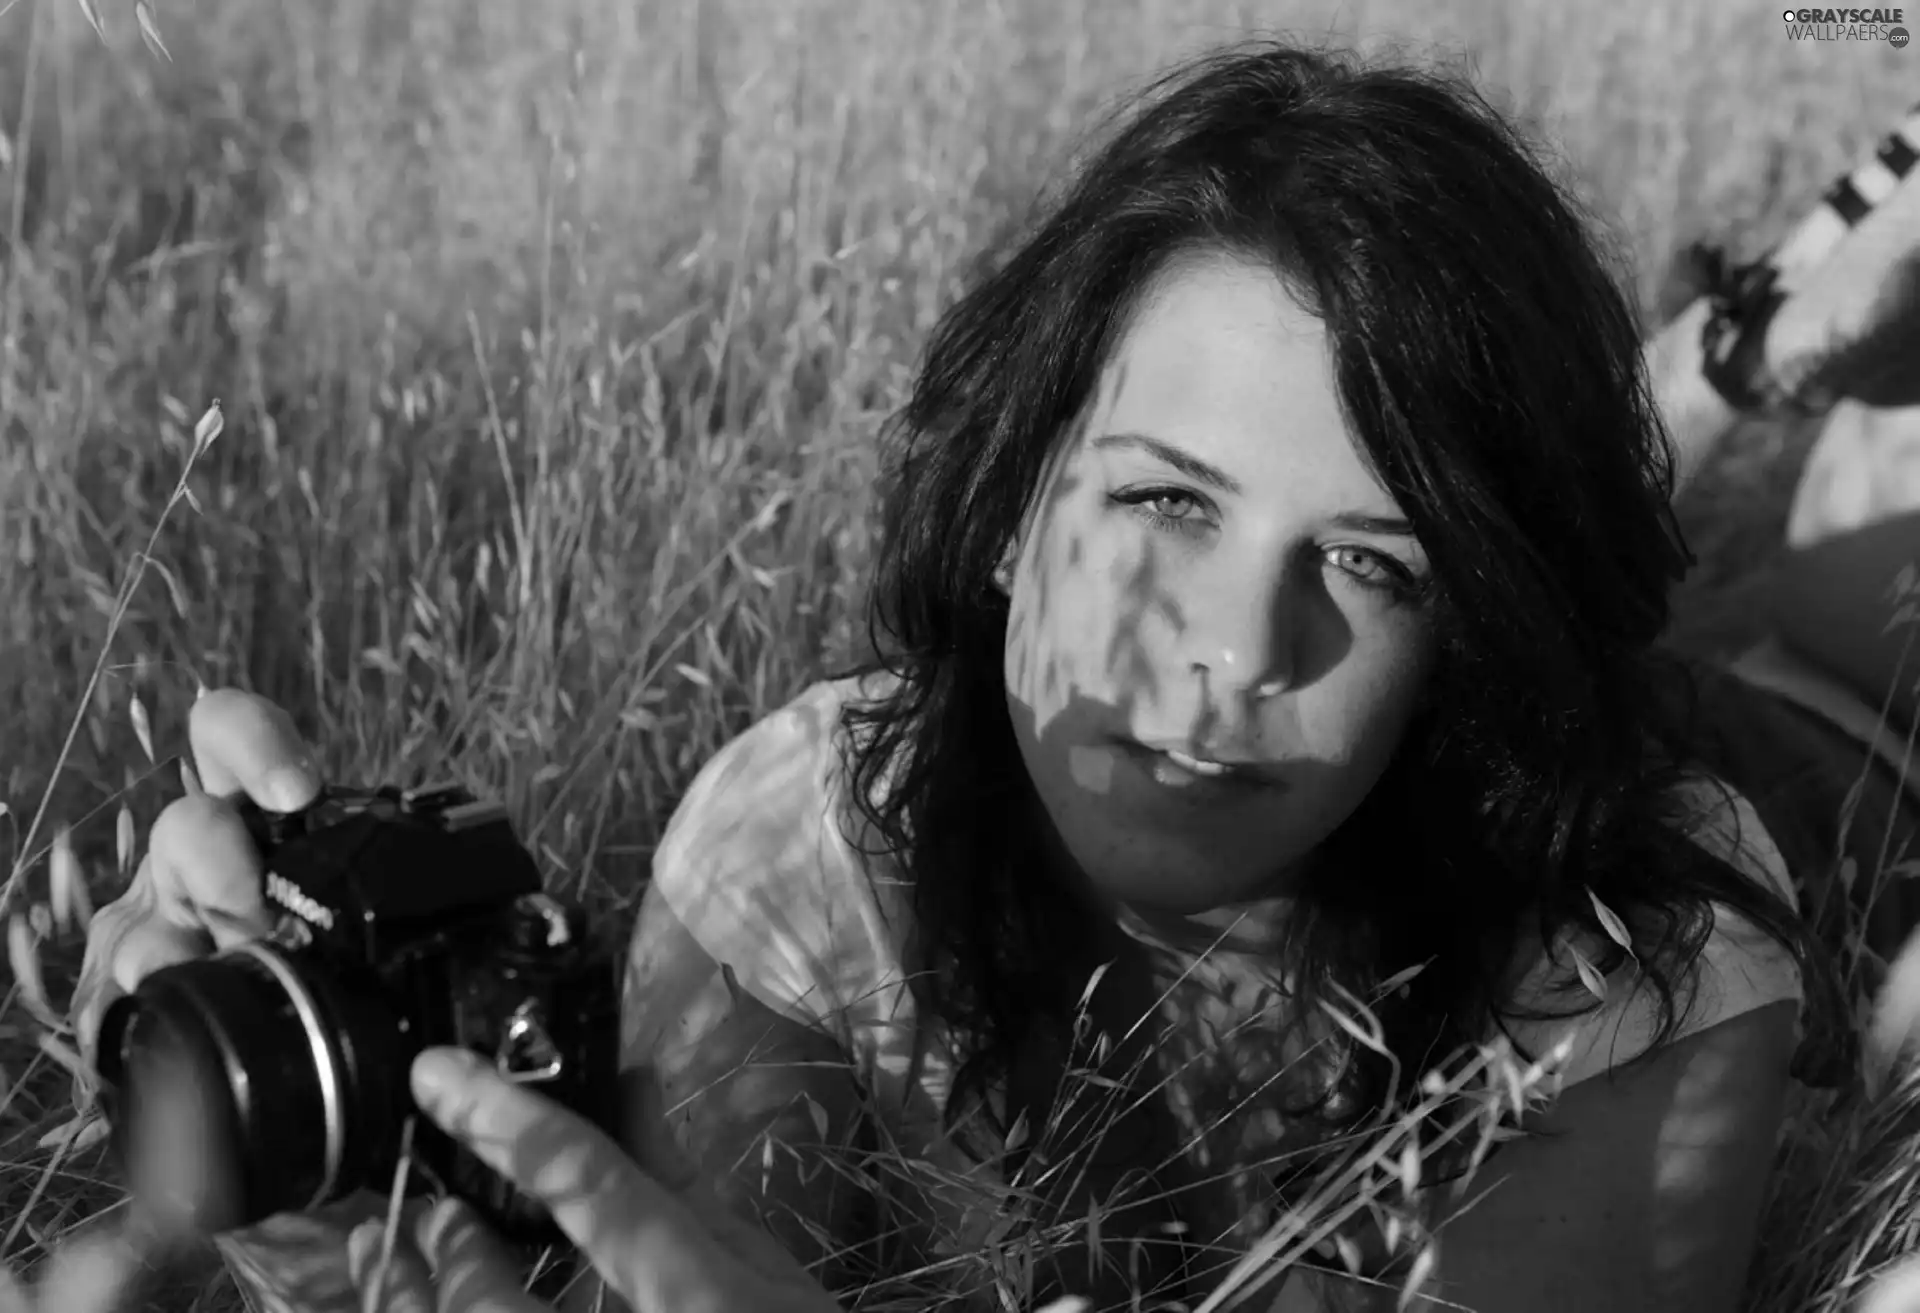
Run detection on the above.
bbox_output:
[1108,734,1285,794]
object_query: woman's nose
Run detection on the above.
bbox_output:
[1201,644,1292,710]
[1187,584,1298,708]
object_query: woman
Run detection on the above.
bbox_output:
[70,40,1920,1313]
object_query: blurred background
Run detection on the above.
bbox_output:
[0,0,1912,1304]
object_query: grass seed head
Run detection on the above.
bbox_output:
[50,828,86,935]
[6,912,61,1033]
[127,696,154,766]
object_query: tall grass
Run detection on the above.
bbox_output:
[0,0,1915,1307]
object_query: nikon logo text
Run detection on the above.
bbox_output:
[267,872,336,931]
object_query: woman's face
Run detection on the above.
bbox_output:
[1002,251,1438,915]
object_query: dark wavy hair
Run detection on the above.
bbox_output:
[837,40,1844,1152]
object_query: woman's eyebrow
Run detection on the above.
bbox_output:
[1091,432,1242,495]
[1329,512,1416,537]
[1089,433,1414,537]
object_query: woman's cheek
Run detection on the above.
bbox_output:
[1008,519,1141,710]
[1300,624,1434,763]
[1007,585,1117,716]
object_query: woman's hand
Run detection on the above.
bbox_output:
[1766,169,1920,410]
[69,689,378,1313]
[71,689,323,1055]
[1658,170,1920,495]
[348,1047,845,1313]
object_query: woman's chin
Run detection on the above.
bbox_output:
[1088,856,1299,921]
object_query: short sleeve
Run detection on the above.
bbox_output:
[647,679,907,1039]
[1507,779,1805,1088]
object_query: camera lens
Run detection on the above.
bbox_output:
[96,943,413,1235]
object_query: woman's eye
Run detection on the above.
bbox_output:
[1113,487,1213,534]
[1325,544,1397,585]
[1144,492,1201,520]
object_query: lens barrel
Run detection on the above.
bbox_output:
[96,944,412,1235]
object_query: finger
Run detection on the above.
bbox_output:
[109,920,209,992]
[348,1219,438,1313]
[147,794,275,947]
[71,883,147,1059]
[71,866,199,1066]
[411,1049,736,1311]
[413,1198,544,1313]
[188,689,322,811]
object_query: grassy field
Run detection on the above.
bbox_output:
[0,0,1915,1307]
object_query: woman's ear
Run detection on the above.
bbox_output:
[990,545,1016,596]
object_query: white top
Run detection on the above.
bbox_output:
[649,674,1804,1250]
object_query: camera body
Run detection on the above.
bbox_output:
[96,784,619,1245]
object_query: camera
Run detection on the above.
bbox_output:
[94,784,620,1245]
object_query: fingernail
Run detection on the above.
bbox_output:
[261,765,313,813]
[412,1047,484,1105]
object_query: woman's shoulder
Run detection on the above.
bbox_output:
[654,675,855,856]
[1505,773,1805,1088]
[646,672,910,1030]
[1664,773,1798,906]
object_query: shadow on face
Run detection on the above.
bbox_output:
[998,250,1438,915]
